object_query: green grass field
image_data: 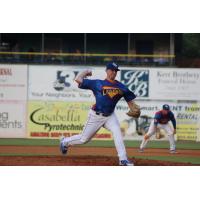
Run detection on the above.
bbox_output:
[0,139,199,164]
[134,156,200,165]
[0,138,199,149]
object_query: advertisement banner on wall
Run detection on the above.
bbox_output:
[0,101,27,138]
[196,102,200,142]
[29,65,117,102]
[120,67,200,100]
[120,68,150,99]
[0,64,28,101]
[176,102,200,141]
[27,100,200,141]
[149,68,200,100]
[29,65,200,102]
[28,101,112,139]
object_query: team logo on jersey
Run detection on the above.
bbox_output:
[102,86,123,98]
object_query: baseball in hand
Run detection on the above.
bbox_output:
[86,70,92,76]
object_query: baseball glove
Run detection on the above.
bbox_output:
[156,129,165,139]
[126,102,141,118]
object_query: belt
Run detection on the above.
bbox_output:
[159,121,168,124]
[95,112,111,117]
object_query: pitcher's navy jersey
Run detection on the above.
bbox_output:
[79,79,136,115]
[154,110,176,129]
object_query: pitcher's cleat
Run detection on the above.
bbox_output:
[119,160,134,166]
[60,137,68,155]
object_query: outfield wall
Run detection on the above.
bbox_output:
[0,64,27,138]
[0,64,200,141]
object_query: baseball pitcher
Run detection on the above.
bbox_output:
[60,62,140,166]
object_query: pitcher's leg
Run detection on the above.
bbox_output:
[63,134,82,145]
[62,110,104,146]
[104,113,127,161]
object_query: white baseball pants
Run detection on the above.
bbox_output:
[140,120,176,151]
[62,109,128,161]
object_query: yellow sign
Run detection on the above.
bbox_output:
[28,101,111,139]
[177,103,200,141]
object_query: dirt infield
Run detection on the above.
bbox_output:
[0,146,200,166]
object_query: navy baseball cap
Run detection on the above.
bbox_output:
[162,104,170,110]
[106,62,120,71]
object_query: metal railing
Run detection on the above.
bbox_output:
[0,51,175,66]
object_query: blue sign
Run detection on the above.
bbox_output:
[121,70,149,97]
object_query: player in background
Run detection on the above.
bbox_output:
[139,104,177,153]
[60,62,140,166]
